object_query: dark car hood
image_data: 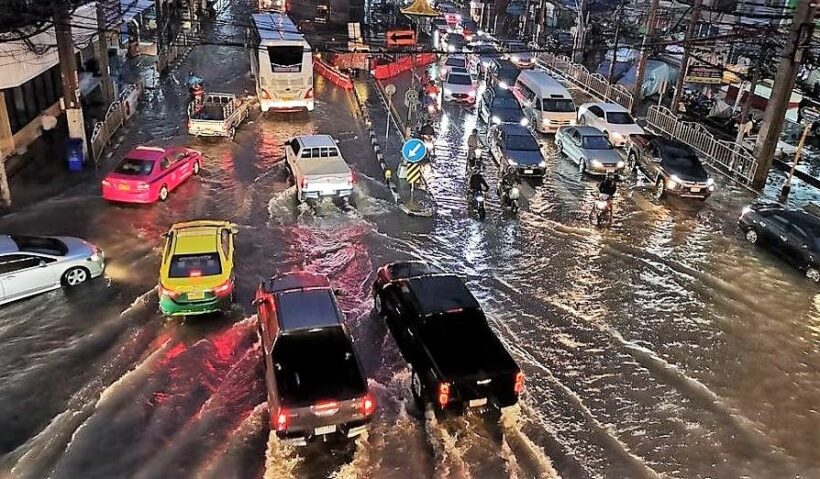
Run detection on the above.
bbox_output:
[492,106,525,122]
[662,159,710,182]
[505,149,544,166]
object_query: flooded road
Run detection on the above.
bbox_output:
[1,2,819,478]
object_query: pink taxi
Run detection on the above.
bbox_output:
[102,146,202,203]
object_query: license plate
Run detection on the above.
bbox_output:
[691,187,701,193]
[524,169,533,174]
[117,184,130,190]
[469,398,488,407]
[187,292,205,300]
[315,425,337,435]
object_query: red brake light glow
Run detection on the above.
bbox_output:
[305,88,314,99]
[189,269,203,277]
[437,382,450,408]
[212,280,233,296]
[276,407,289,431]
[514,372,525,394]
[361,394,375,416]
[159,284,180,299]
[261,88,272,100]
[301,177,308,188]
[101,179,111,187]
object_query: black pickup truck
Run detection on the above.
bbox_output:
[627,133,715,200]
[255,272,375,445]
[373,261,524,412]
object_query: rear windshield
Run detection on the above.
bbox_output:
[582,135,613,150]
[11,235,68,256]
[445,57,466,67]
[272,329,366,404]
[494,96,519,108]
[448,74,472,85]
[268,46,303,72]
[505,134,539,151]
[168,253,222,278]
[116,158,155,176]
[300,146,340,159]
[542,99,575,112]
[276,289,341,330]
[606,111,635,124]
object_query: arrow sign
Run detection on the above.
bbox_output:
[402,138,427,163]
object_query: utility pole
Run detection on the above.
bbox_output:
[95,0,116,104]
[608,0,625,83]
[751,0,817,189]
[54,0,88,160]
[670,0,703,112]
[572,0,587,64]
[631,0,660,114]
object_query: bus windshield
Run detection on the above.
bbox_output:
[268,46,303,72]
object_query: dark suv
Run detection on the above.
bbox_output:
[255,272,374,445]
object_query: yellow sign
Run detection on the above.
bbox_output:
[405,163,423,185]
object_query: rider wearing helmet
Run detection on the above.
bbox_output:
[469,169,490,194]
[599,173,618,197]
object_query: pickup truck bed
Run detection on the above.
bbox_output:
[190,103,226,121]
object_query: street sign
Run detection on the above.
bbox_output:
[684,48,723,84]
[386,29,416,47]
[401,138,427,163]
[405,162,423,185]
[385,83,396,96]
[405,89,419,108]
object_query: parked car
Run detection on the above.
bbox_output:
[158,220,237,316]
[0,234,105,305]
[285,135,355,203]
[577,102,645,147]
[488,123,547,177]
[504,41,534,68]
[479,86,527,126]
[555,126,625,175]
[255,272,375,444]
[439,54,469,80]
[373,261,524,413]
[187,93,249,139]
[442,71,477,104]
[487,58,521,90]
[627,134,715,200]
[102,146,202,203]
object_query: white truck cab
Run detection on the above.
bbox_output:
[285,135,354,203]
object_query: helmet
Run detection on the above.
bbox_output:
[472,128,479,135]
[606,172,614,180]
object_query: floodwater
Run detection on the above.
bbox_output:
[1,2,819,478]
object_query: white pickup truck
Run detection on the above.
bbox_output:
[187,93,249,139]
[285,135,355,203]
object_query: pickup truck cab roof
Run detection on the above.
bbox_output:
[259,272,342,332]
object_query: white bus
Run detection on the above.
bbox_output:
[249,13,314,112]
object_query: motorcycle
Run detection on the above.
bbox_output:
[498,181,520,214]
[589,193,613,227]
[469,188,487,219]
[466,147,483,172]
[421,134,436,158]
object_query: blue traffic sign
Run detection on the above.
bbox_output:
[401,138,427,163]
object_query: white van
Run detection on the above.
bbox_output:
[514,70,577,134]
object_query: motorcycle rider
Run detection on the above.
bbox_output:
[599,172,618,197]
[424,79,439,96]
[468,168,490,197]
[467,129,482,170]
[498,167,520,210]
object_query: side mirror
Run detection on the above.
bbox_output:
[230,225,240,235]
[334,288,346,297]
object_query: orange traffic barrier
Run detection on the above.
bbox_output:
[314,59,353,90]
[370,54,438,80]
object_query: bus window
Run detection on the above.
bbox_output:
[268,46,303,72]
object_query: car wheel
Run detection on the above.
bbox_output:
[374,292,383,315]
[807,267,820,283]
[655,178,666,199]
[62,267,89,287]
[555,140,564,157]
[745,229,758,244]
[579,159,586,175]
[411,369,426,410]
[229,126,236,139]
[159,185,169,201]
[193,161,200,175]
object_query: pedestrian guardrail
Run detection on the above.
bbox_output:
[536,52,634,112]
[646,105,758,185]
[90,80,144,165]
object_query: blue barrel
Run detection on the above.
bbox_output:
[66,138,84,172]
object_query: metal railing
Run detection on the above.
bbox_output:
[536,52,634,112]
[90,80,144,165]
[646,105,758,185]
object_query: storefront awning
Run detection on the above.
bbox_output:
[120,0,154,25]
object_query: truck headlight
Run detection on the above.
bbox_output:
[591,159,603,168]
[498,81,508,89]
[667,175,682,189]
[448,45,455,52]
[616,160,625,168]
[520,118,529,126]
[508,159,518,165]
[706,178,714,186]
[491,115,501,124]
[511,55,519,62]
[539,160,546,167]
[542,119,550,126]
[444,88,453,96]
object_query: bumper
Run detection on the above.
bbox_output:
[668,189,713,200]
[586,164,625,176]
[277,418,371,446]
[188,127,230,137]
[300,188,354,200]
[537,122,575,134]
[261,98,315,112]
[444,93,476,104]
[159,294,232,316]
[102,187,156,203]
[513,165,546,176]
[88,258,106,277]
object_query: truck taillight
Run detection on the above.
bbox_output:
[305,88,314,99]
[514,372,525,394]
[301,177,308,189]
[261,89,271,100]
[159,284,180,299]
[437,382,450,408]
[276,407,289,432]
[361,394,376,416]
[347,173,355,187]
[211,279,233,297]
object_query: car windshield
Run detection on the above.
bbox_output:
[168,253,222,278]
[448,74,472,85]
[445,57,466,67]
[665,154,701,170]
[542,99,575,112]
[582,135,613,150]
[115,158,155,176]
[606,111,635,124]
[505,134,539,151]
[10,235,68,256]
[494,96,519,108]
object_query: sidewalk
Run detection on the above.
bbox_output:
[352,77,435,217]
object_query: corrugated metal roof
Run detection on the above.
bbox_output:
[252,13,305,43]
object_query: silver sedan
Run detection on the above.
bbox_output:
[0,234,105,306]
[555,125,626,176]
